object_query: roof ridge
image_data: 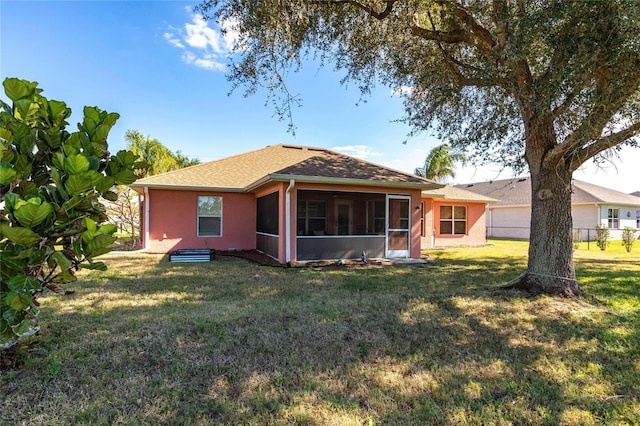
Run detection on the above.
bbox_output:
[322,146,439,185]
[131,144,439,191]
[135,144,294,183]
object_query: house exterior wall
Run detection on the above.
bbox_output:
[484,203,640,241]
[420,198,435,249]
[486,206,531,239]
[143,188,256,253]
[572,204,599,241]
[409,191,423,258]
[598,204,640,240]
[429,200,488,248]
[142,183,426,262]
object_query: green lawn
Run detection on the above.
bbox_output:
[1,240,639,425]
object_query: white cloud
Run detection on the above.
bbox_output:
[184,14,224,52]
[219,17,242,51]
[163,32,184,49]
[182,52,226,71]
[165,11,238,72]
[332,144,383,160]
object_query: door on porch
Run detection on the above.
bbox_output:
[335,200,353,235]
[386,196,410,258]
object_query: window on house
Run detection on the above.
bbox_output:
[297,200,326,235]
[374,200,385,233]
[440,205,467,235]
[197,196,222,236]
[636,210,640,229]
[607,208,619,229]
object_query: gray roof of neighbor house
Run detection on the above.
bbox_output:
[632,191,640,198]
[455,177,640,207]
[422,185,498,203]
[130,144,442,192]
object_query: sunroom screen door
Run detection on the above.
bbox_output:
[386,195,410,258]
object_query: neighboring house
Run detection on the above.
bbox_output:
[456,177,640,240]
[632,191,640,198]
[130,144,447,264]
[420,186,497,248]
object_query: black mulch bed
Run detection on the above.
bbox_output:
[218,250,433,269]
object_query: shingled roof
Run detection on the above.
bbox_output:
[422,185,498,203]
[130,144,439,192]
[456,177,640,207]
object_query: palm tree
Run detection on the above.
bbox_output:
[415,144,466,182]
[125,130,200,178]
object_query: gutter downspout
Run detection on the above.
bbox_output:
[144,186,150,251]
[285,179,295,265]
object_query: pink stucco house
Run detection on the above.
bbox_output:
[421,186,497,248]
[130,144,492,264]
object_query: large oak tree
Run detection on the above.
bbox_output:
[197,0,640,296]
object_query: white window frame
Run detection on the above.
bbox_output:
[197,196,222,237]
[439,205,467,236]
[297,200,326,235]
[607,208,619,229]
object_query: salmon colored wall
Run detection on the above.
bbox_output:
[143,183,428,260]
[431,200,487,248]
[410,192,422,258]
[144,189,256,253]
[420,198,435,249]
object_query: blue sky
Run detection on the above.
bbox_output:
[2,1,639,193]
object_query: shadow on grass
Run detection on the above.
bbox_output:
[2,254,638,425]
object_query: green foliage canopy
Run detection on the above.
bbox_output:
[197,0,640,170]
[125,129,200,177]
[414,143,466,182]
[0,78,142,347]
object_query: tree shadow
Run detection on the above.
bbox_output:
[2,254,637,424]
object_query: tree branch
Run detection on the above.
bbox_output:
[550,62,640,169]
[310,0,398,20]
[416,8,506,89]
[408,1,497,57]
[568,121,640,170]
[441,1,496,53]
[550,92,577,122]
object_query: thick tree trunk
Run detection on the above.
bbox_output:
[510,116,584,297]
[513,168,583,296]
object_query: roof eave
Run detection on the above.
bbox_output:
[129,183,245,193]
[421,192,499,203]
[246,174,442,192]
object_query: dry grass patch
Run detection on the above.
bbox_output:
[2,244,639,425]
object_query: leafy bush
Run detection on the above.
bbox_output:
[594,224,610,251]
[0,78,142,348]
[622,227,637,253]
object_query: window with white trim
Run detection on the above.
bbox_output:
[197,196,222,236]
[607,208,619,229]
[297,200,326,235]
[440,205,467,235]
[636,210,640,229]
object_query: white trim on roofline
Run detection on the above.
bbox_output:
[130,174,442,194]
[246,174,441,192]
[130,184,245,193]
